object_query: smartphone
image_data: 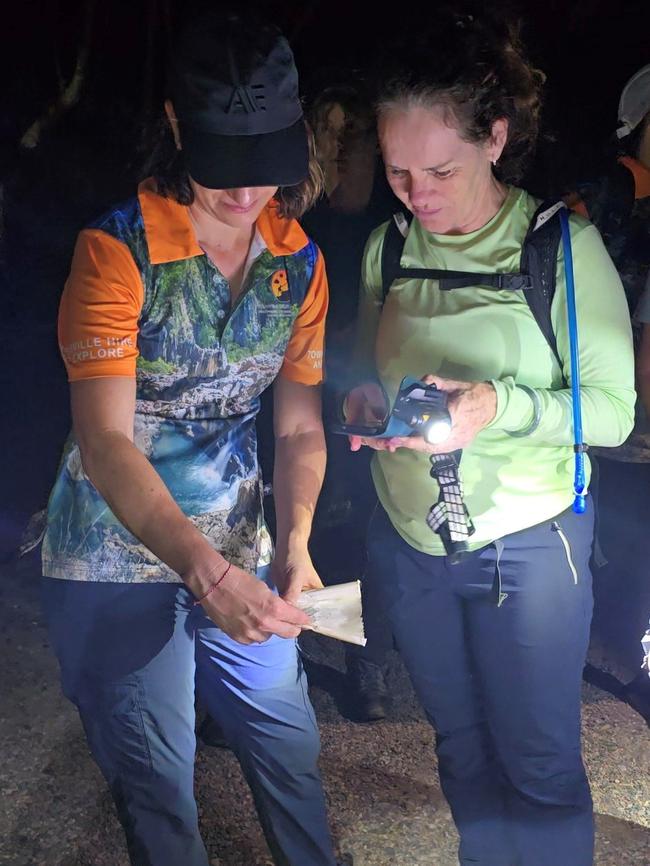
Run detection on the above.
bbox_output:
[330,377,422,439]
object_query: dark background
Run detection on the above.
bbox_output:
[1,0,649,557]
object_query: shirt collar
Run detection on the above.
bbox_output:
[138,178,309,265]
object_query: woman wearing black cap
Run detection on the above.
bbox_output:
[40,11,339,866]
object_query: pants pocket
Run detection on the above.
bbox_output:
[551,521,579,585]
[80,682,154,780]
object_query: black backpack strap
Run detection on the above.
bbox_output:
[398,269,532,291]
[520,199,565,377]
[381,214,410,303]
[380,202,566,381]
[380,211,533,300]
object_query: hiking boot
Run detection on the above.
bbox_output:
[347,658,388,722]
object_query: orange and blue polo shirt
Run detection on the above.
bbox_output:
[42,179,329,582]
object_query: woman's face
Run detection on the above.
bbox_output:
[188,179,279,229]
[378,104,506,234]
[314,102,347,195]
[314,101,377,196]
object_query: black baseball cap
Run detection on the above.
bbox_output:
[169,13,309,189]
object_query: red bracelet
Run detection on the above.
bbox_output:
[192,562,232,606]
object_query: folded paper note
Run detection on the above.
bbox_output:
[296,580,367,646]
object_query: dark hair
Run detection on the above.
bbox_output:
[141,118,323,220]
[376,11,545,183]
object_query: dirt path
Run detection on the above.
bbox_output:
[1,552,649,866]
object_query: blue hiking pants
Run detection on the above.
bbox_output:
[366,502,595,866]
[41,569,337,866]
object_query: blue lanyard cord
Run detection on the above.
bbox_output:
[559,208,587,514]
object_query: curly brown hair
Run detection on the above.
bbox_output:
[376,11,545,183]
[142,117,323,220]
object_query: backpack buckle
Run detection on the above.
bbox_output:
[508,274,533,291]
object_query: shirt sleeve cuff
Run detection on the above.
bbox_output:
[487,378,536,434]
[278,361,324,385]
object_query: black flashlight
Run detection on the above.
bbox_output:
[391,380,452,445]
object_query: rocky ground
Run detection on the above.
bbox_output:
[1,550,649,866]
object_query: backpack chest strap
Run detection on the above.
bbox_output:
[391,267,533,292]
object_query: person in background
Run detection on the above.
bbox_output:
[567,63,650,322]
[567,64,650,718]
[636,272,650,414]
[39,11,342,866]
[349,11,634,865]
[303,81,398,721]
[632,270,650,708]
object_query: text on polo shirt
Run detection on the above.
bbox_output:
[62,336,135,363]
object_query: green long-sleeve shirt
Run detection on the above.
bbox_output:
[356,186,635,555]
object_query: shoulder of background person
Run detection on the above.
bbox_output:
[564,160,636,229]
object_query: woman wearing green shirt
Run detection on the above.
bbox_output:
[348,14,635,866]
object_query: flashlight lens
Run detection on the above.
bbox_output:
[424,418,452,445]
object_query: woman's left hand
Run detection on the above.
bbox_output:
[379,375,497,455]
[271,547,324,605]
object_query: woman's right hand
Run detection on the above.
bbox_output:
[195,562,312,644]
